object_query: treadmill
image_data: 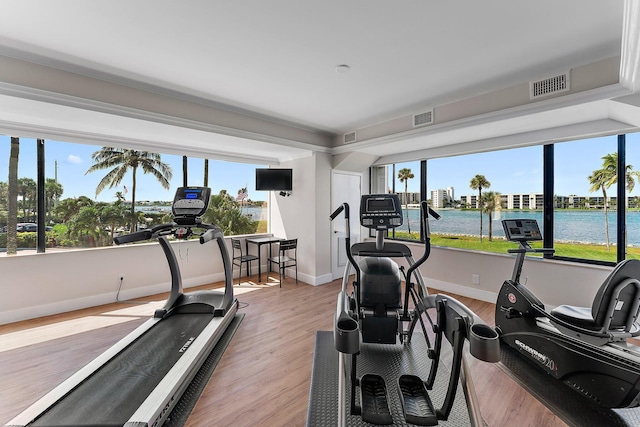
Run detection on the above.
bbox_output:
[6,186,238,427]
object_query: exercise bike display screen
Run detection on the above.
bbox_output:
[360,194,403,230]
[502,219,542,242]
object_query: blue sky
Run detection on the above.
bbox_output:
[2,133,640,202]
[0,136,267,202]
[396,133,640,198]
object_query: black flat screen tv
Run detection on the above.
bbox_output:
[255,168,293,191]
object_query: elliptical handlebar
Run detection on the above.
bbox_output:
[330,203,359,274]
[330,203,347,221]
[406,201,439,283]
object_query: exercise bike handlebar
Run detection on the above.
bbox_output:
[507,248,555,254]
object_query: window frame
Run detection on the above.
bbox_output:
[377,133,638,267]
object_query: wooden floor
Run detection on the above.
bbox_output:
[0,275,567,427]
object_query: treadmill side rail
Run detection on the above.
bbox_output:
[126,303,237,427]
[5,317,161,427]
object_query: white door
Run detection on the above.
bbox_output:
[331,172,362,280]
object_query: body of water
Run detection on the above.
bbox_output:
[397,209,640,246]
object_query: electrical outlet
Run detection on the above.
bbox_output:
[472,274,480,285]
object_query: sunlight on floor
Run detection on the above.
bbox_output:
[233,278,281,295]
[0,301,163,352]
[0,278,282,353]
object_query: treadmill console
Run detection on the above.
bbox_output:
[172,187,211,218]
[502,219,542,242]
[360,194,403,230]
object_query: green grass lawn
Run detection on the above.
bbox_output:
[392,231,640,263]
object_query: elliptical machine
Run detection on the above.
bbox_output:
[496,218,640,408]
[330,194,500,426]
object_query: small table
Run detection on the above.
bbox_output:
[246,236,282,282]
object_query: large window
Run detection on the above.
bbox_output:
[426,146,543,251]
[379,131,640,265]
[382,161,421,241]
[625,132,640,261]
[0,135,268,255]
[554,136,618,262]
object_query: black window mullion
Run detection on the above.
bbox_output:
[543,144,554,258]
[36,139,46,253]
[420,160,427,242]
[618,134,626,262]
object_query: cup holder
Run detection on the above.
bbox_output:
[469,323,500,363]
[335,314,360,354]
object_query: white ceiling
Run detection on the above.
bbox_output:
[0,0,638,164]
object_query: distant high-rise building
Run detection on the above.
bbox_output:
[431,188,454,208]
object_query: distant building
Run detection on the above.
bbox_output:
[431,187,455,208]
[396,191,420,206]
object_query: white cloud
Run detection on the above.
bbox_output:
[66,154,82,164]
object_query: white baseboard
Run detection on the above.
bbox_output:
[426,278,498,303]
[0,273,227,325]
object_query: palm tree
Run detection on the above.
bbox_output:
[99,201,129,245]
[18,177,36,222]
[45,178,64,223]
[397,168,414,234]
[7,137,19,255]
[589,168,613,250]
[588,152,640,250]
[85,147,173,232]
[481,191,500,241]
[202,190,256,235]
[601,153,640,194]
[469,174,491,242]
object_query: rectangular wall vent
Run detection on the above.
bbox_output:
[343,131,357,144]
[530,72,570,99]
[413,110,434,127]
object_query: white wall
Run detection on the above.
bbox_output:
[0,235,270,325]
[270,153,333,285]
[409,244,612,309]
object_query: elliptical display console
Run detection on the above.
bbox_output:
[360,194,403,230]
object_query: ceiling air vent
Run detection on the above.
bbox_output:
[343,131,357,144]
[530,72,570,99]
[413,110,434,127]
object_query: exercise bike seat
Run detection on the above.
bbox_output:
[550,259,640,339]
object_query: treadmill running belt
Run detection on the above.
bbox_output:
[32,313,214,427]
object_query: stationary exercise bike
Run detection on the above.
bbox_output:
[496,218,640,408]
[330,194,500,426]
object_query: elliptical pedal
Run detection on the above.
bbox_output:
[398,374,438,426]
[359,374,393,425]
